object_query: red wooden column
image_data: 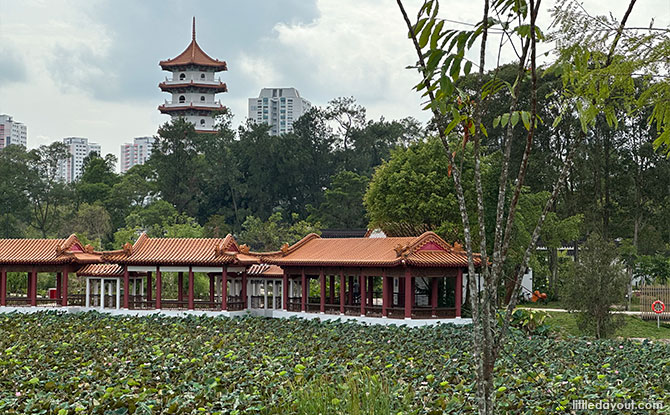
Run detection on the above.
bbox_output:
[0,267,6,306]
[155,268,162,309]
[177,272,184,303]
[381,269,388,317]
[61,266,69,306]
[55,272,62,299]
[300,269,306,312]
[282,271,288,310]
[404,267,412,319]
[431,277,439,317]
[456,268,463,318]
[319,269,325,313]
[359,271,366,317]
[188,267,195,310]
[221,268,228,311]
[241,271,248,309]
[329,275,335,303]
[146,272,152,302]
[26,273,31,304]
[30,268,37,306]
[348,276,353,305]
[123,266,130,309]
[209,274,215,304]
[367,275,374,306]
[339,270,345,315]
[410,277,416,312]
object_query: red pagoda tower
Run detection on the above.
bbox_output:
[158,18,227,132]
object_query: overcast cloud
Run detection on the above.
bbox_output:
[0,0,666,166]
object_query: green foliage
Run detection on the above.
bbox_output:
[308,171,369,229]
[0,312,668,414]
[239,212,321,251]
[636,254,670,285]
[364,137,461,238]
[549,0,670,154]
[562,234,628,338]
[503,309,552,336]
[0,145,34,237]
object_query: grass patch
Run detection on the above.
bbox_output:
[546,311,670,339]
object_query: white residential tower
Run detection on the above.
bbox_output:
[248,88,311,136]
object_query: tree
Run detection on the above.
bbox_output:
[309,171,369,229]
[151,119,207,217]
[238,212,321,251]
[396,0,667,413]
[364,137,462,239]
[61,203,112,247]
[28,142,71,237]
[0,145,35,237]
[562,234,627,338]
[76,153,120,206]
[326,96,366,155]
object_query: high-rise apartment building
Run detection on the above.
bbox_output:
[0,114,28,149]
[120,136,154,173]
[248,88,311,136]
[57,137,101,183]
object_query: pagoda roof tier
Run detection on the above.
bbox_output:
[159,81,228,93]
[160,18,227,71]
[158,102,225,114]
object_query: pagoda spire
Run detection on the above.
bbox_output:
[192,17,196,41]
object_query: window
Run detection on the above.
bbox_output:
[179,95,186,103]
[179,73,186,80]
[200,73,205,79]
[200,119,206,126]
[200,96,205,102]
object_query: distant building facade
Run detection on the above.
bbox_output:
[120,136,154,173]
[0,114,28,149]
[57,137,101,183]
[158,18,228,133]
[248,88,311,136]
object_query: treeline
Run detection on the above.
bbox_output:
[0,97,423,251]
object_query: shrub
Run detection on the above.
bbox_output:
[562,234,628,338]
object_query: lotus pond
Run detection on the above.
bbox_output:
[0,312,668,414]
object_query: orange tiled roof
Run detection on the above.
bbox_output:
[78,263,123,277]
[247,264,284,277]
[0,235,101,265]
[102,233,256,266]
[266,232,479,268]
[159,22,227,71]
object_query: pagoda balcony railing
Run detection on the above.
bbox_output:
[164,76,224,85]
[162,100,223,108]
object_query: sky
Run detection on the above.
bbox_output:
[0,0,667,167]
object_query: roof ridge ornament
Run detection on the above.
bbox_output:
[122,242,133,255]
[192,16,196,41]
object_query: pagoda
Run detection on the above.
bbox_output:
[158,18,227,133]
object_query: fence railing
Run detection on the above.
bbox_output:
[639,286,670,320]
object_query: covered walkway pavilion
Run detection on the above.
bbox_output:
[0,235,101,307]
[267,232,479,319]
[102,233,262,311]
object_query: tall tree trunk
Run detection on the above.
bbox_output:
[548,247,558,300]
[603,132,611,239]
